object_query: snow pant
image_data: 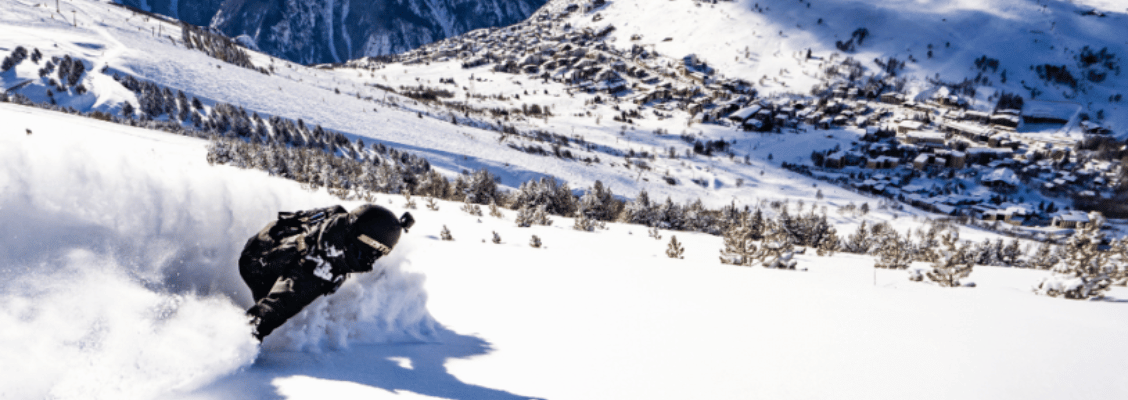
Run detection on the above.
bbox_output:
[245,273,328,341]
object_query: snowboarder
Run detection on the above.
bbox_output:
[240,204,414,341]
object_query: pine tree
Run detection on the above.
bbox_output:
[720,220,760,266]
[1107,238,1128,286]
[440,225,453,241]
[816,226,839,256]
[844,221,871,254]
[1000,239,1022,267]
[648,226,662,240]
[666,235,685,259]
[426,197,440,211]
[491,231,502,244]
[1030,241,1059,270]
[573,208,597,231]
[923,230,974,287]
[1035,221,1113,299]
[516,204,552,227]
[874,229,913,269]
[530,234,542,248]
[761,222,801,270]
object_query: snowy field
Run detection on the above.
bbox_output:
[3,103,1128,400]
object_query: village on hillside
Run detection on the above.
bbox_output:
[338,0,1122,241]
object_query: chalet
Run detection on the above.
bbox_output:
[962,110,990,123]
[897,120,925,134]
[1080,120,1112,135]
[880,92,904,105]
[866,156,900,169]
[1051,210,1097,229]
[825,152,846,169]
[903,131,946,146]
[940,120,992,142]
[989,113,1021,130]
[726,105,761,123]
[981,168,1020,191]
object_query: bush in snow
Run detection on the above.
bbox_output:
[666,235,685,259]
[488,200,504,218]
[648,226,662,240]
[922,229,974,287]
[1035,217,1113,299]
[461,198,483,216]
[403,191,417,209]
[440,225,453,241]
[530,235,543,248]
[426,197,439,211]
[491,231,502,244]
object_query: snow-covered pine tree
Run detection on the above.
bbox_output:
[622,189,656,226]
[719,219,760,266]
[999,239,1023,267]
[440,225,453,241]
[1030,241,1059,270]
[492,231,502,244]
[1107,237,1128,286]
[516,204,552,227]
[874,229,913,269]
[530,234,542,248]
[843,221,871,254]
[648,226,662,240]
[923,229,974,287]
[1035,218,1113,299]
[761,222,801,270]
[667,235,685,259]
[578,180,617,221]
[426,197,439,211]
[816,225,839,256]
[573,208,597,232]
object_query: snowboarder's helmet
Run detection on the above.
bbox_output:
[349,205,414,262]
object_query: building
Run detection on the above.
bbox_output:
[897,120,925,134]
[1051,210,1097,229]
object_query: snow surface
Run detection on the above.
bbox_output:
[3,103,1128,399]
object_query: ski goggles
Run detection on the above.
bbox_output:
[357,234,392,257]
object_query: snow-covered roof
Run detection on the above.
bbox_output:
[1054,210,1090,223]
[982,168,1020,186]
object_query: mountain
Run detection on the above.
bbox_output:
[210,0,547,65]
[113,0,226,27]
[112,0,547,65]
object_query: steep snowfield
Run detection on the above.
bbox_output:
[3,103,1128,399]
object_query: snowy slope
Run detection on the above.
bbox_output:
[3,103,1128,399]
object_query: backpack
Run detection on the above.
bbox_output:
[239,205,348,300]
